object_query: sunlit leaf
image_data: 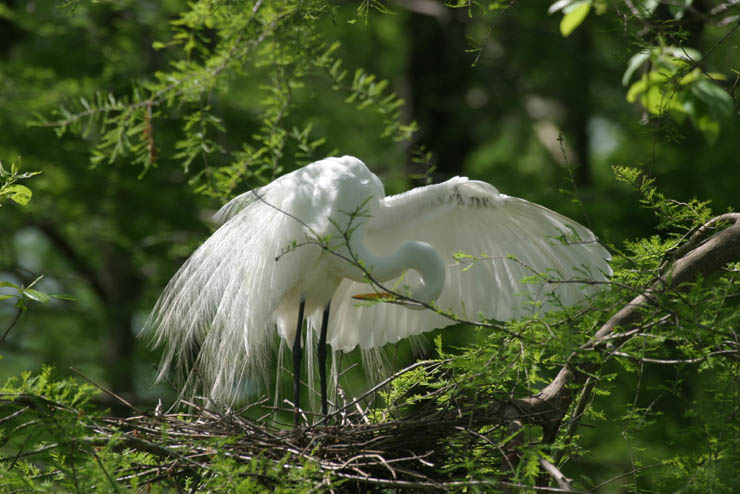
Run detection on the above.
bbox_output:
[21,288,51,304]
[3,184,32,206]
[696,115,720,145]
[678,68,703,86]
[560,0,591,37]
[622,50,650,85]
[626,77,648,102]
[668,0,692,19]
[548,0,574,14]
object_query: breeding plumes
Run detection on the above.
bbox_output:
[143,155,611,420]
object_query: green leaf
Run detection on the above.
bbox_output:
[690,79,734,120]
[678,68,703,86]
[622,50,650,85]
[560,0,591,37]
[27,274,44,289]
[696,115,720,145]
[21,288,51,304]
[3,184,32,205]
[626,76,648,103]
[548,0,574,14]
[641,85,682,115]
[50,293,77,302]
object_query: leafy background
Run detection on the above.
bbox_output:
[1,0,738,491]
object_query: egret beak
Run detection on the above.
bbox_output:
[352,292,396,302]
[352,292,425,310]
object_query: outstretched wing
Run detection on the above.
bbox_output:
[320,177,611,352]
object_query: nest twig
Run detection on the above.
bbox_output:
[86,364,518,491]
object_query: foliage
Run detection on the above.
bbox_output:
[37,0,417,199]
[547,0,738,144]
[623,46,735,144]
[613,165,713,230]
[0,159,39,207]
[548,0,606,37]
[0,160,58,345]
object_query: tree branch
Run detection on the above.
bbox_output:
[505,214,740,436]
[539,457,574,492]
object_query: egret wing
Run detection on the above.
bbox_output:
[322,177,611,352]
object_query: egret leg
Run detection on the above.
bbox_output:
[317,302,331,417]
[292,298,306,427]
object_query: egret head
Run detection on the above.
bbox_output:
[351,240,446,310]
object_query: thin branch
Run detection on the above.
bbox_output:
[70,367,141,413]
[0,307,23,343]
[540,457,574,492]
[611,349,739,365]
[589,462,664,492]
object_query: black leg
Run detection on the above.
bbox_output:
[317,302,331,417]
[292,298,306,427]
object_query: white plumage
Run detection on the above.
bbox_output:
[144,155,611,407]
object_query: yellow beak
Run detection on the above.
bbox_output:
[351,292,397,302]
[351,292,425,310]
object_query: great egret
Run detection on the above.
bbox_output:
[144,155,610,421]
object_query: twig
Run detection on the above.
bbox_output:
[539,458,574,492]
[589,462,663,491]
[0,307,23,344]
[70,367,140,413]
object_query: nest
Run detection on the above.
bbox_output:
[86,360,563,492]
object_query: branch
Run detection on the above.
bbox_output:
[592,214,740,345]
[1,307,24,344]
[504,214,740,436]
[539,458,574,492]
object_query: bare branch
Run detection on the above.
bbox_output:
[539,457,574,492]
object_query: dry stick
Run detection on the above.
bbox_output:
[309,359,447,429]
[71,367,140,413]
[539,458,574,492]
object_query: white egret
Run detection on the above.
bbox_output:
[144,155,610,421]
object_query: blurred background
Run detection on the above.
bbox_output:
[0,0,738,486]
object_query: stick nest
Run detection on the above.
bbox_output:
[88,360,537,491]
